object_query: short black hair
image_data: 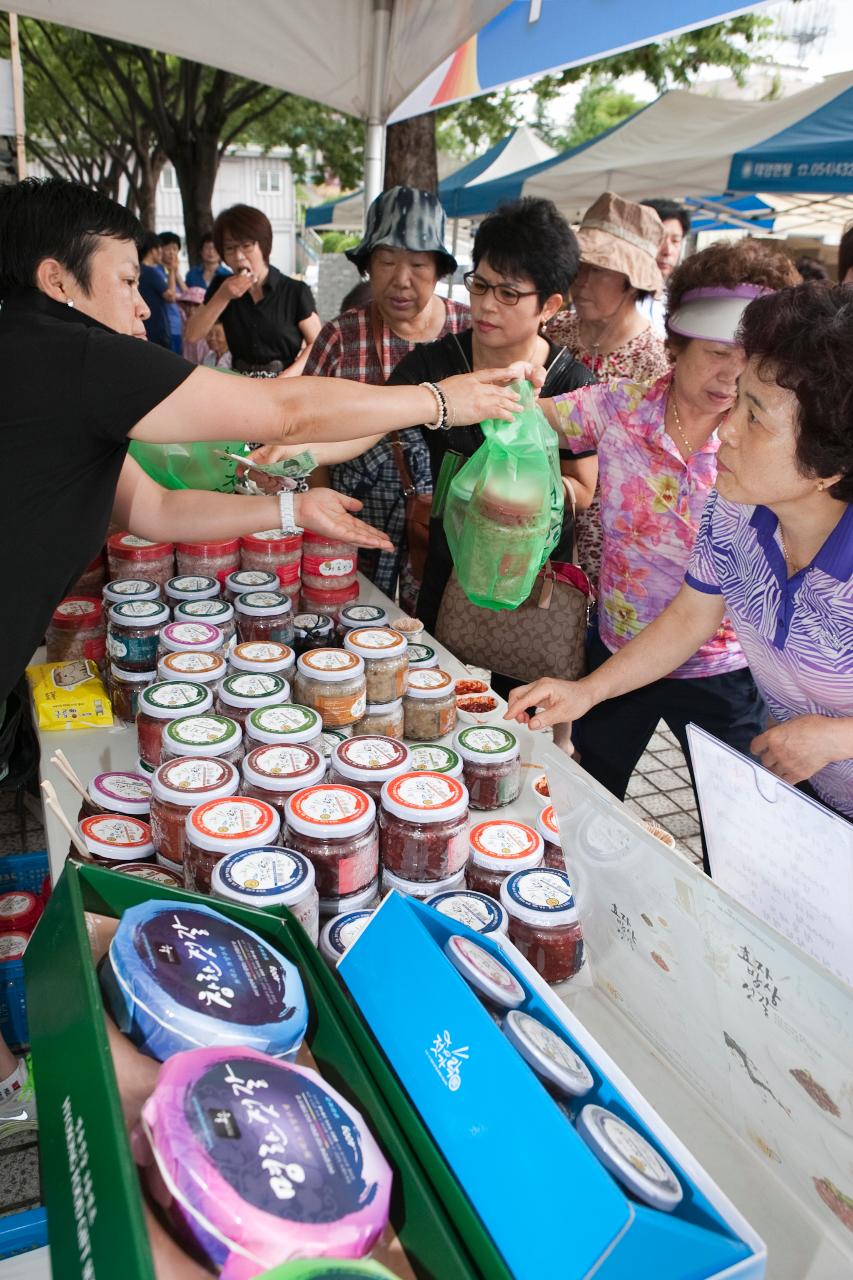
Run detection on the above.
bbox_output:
[0,177,141,299]
[199,232,215,248]
[159,230,181,249]
[641,198,691,237]
[740,283,853,503]
[140,231,162,259]
[472,197,580,304]
[794,255,829,283]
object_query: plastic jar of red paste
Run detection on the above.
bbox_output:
[0,891,41,935]
[107,532,174,587]
[215,672,289,730]
[229,641,295,680]
[241,744,326,822]
[172,599,236,647]
[46,597,105,666]
[318,876,381,919]
[244,703,323,751]
[379,772,469,882]
[465,819,543,899]
[293,650,367,728]
[107,600,169,672]
[299,581,359,620]
[79,771,151,822]
[161,714,243,767]
[184,796,280,895]
[235,590,294,646]
[224,568,278,604]
[157,651,227,687]
[500,868,584,984]
[137,681,213,767]
[454,726,521,810]
[329,736,411,802]
[536,805,564,869]
[149,756,239,871]
[403,669,456,741]
[292,613,335,656]
[103,578,161,607]
[79,814,155,865]
[212,846,319,944]
[158,621,225,660]
[301,532,357,591]
[176,538,240,586]
[164,575,220,607]
[240,529,303,578]
[110,665,155,725]
[284,784,378,899]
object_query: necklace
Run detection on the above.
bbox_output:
[668,389,694,458]
[777,527,801,575]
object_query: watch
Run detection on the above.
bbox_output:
[278,488,298,532]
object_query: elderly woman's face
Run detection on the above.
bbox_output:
[571,261,632,323]
[368,247,439,327]
[716,356,812,508]
[673,339,745,419]
[71,236,149,338]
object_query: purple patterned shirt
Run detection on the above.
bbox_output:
[686,492,853,817]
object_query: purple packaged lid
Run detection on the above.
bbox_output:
[88,771,151,816]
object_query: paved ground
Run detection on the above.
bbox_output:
[623,724,704,867]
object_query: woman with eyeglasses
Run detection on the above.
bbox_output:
[184,204,321,376]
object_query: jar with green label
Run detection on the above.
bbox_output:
[453,725,521,809]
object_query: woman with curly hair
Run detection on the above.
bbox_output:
[509,282,853,834]
[512,239,800,845]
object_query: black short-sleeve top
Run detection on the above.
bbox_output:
[0,289,194,701]
[205,266,316,368]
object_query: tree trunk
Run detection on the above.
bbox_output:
[171,134,220,263]
[135,149,166,232]
[383,112,438,191]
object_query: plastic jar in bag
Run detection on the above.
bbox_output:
[465,819,544,898]
[137,681,213,767]
[454,725,521,810]
[500,868,584,984]
[229,641,294,679]
[176,538,240,585]
[291,613,335,656]
[46,597,105,666]
[403,669,456,741]
[150,757,239,870]
[212,846,319,943]
[172,598,236,647]
[285,784,378,899]
[79,814,155,865]
[241,744,326,822]
[157,650,226,687]
[161,713,243,767]
[215,672,289,730]
[185,796,280,894]
[351,699,404,740]
[536,804,564,869]
[164,575,220,607]
[244,703,323,751]
[103,578,161,607]
[107,600,169,672]
[408,743,463,779]
[240,529,302,578]
[336,603,388,640]
[110,665,155,725]
[379,772,469,881]
[235,590,294,646]
[329,736,411,802]
[293,649,366,727]
[299,581,358,620]
[224,568,279,603]
[158,621,225,660]
[107,532,174,587]
[301,532,357,591]
[343,628,408,704]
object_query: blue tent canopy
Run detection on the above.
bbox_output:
[728,75,853,194]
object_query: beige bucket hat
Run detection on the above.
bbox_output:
[577,192,664,294]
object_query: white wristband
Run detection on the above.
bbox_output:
[278,488,298,532]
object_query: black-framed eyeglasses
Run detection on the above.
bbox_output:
[463,271,539,307]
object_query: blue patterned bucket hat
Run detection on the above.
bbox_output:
[346,186,457,276]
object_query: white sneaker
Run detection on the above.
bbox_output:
[0,1055,37,1142]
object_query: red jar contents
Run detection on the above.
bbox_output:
[107,532,174,588]
[224,568,278,603]
[465,819,543,898]
[103,578,161,607]
[110,665,155,725]
[299,581,359,620]
[79,814,155,865]
[536,804,564,869]
[229,641,294,679]
[379,772,469,882]
[301,532,357,591]
[137,681,213,767]
[164,575,220,606]
[329,736,411,802]
[381,865,466,900]
[454,725,521,810]
[318,877,380,919]
[107,600,170,673]
[79,771,151,822]
[150,756,239,870]
[235,590,294,646]
[244,703,323,749]
[215,672,289,729]
[176,538,240,586]
[161,714,243,766]
[500,868,584,984]
[241,744,326,822]
[184,796,280,895]
[285,784,378,898]
[46,597,105,666]
[172,598,236,646]
[0,891,41,935]
[158,621,225,659]
[157,650,227,686]
[240,529,303,581]
[72,553,105,598]
[292,613,335,656]
[343,628,409,704]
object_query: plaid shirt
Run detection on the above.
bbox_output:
[305,300,469,597]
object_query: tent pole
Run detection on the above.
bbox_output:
[8,13,27,180]
[364,0,392,207]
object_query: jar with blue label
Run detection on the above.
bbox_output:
[107,600,170,672]
[212,846,319,943]
[500,868,584,984]
[318,910,373,966]
[426,888,509,935]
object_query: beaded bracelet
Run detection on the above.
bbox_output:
[420,381,449,430]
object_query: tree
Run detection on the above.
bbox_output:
[562,80,644,149]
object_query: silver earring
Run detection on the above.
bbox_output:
[66,299,74,308]
[818,481,825,492]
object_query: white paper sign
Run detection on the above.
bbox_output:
[688,724,853,987]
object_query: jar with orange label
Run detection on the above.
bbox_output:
[300,532,357,591]
[149,757,239,871]
[536,805,564,869]
[284,784,378,898]
[241,744,326,822]
[184,795,280,894]
[106,532,174,587]
[402,669,456,740]
[465,819,544,898]
[214,672,289,730]
[79,814,155,865]
[136,681,213,767]
[172,599,236,647]
[229,640,295,680]
[293,649,366,727]
[157,651,227,687]
[379,772,470,881]
[235,590,294,646]
[46,597,106,666]
[329,736,411,802]
[343,628,408,704]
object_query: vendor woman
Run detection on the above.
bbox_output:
[507,283,853,824]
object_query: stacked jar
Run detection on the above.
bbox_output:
[300,582,359,619]
[149,757,240,875]
[336,603,388,641]
[224,568,278,604]
[137,681,213,768]
[240,529,302,602]
[175,538,240,587]
[403,669,456,741]
[212,846,319,943]
[235,590,294,646]
[173,599,236,647]
[500,868,584,984]
[229,640,295,681]
[406,642,439,671]
[111,665,155,725]
[344,627,408,739]
[161,713,243,768]
[408,743,464,778]
[78,771,151,824]
[164,575,220,608]
[184,795,280,894]
[466,819,544,899]
[329,737,411,802]
[78,814,155,867]
[106,532,174,588]
[157,650,227,688]
[379,772,469,892]
[107,600,169,674]
[292,613,335,657]
[241,743,326,822]
[284,784,379,901]
[454,726,522,810]
[299,532,357,618]
[46,598,106,667]
[158,621,225,662]
[293,650,366,728]
[244,703,323,752]
[537,805,564,870]
[215,672,289,730]
[103,578,161,608]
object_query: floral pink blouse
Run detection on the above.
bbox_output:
[553,371,747,679]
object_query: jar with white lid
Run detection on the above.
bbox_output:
[223,568,278,603]
[158,621,225,659]
[240,529,302,576]
[426,888,509,935]
[107,600,170,673]
[106,532,174,587]
[402,668,456,741]
[536,804,564,869]
[103,578,161,607]
[576,1105,683,1212]
[214,672,289,729]
[406,642,439,669]
[381,865,466,900]
[46,597,106,666]
[150,756,240,870]
[336,603,388,639]
[185,796,280,894]
[241,744,326,822]
[319,910,373,965]
[285,784,378,898]
[137,681,214,767]
[329,736,411,802]
[351,699,404,740]
[229,641,295,678]
[79,771,151,822]
[318,876,380,918]
[157,651,227,686]
[164,575,220,606]
[343,628,408,704]
[454,725,521,810]
[292,613,335,656]
[320,728,348,763]
[110,665,155,725]
[79,814,155,865]
[408,743,463,779]
[466,819,544,899]
[244,703,323,750]
[175,538,240,585]
[235,590,294,646]
[172,598,236,647]
[211,845,319,943]
[379,772,469,881]
[444,933,525,1011]
[293,649,366,727]
[500,868,584,984]
[503,1009,594,1104]
[161,714,243,766]
[301,531,357,591]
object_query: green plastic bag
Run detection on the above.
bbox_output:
[443,380,563,611]
[129,439,245,492]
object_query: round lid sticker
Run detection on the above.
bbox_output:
[170,576,215,592]
[219,847,310,895]
[346,628,403,650]
[289,785,371,827]
[0,894,34,916]
[458,726,517,754]
[113,600,165,619]
[445,934,525,1010]
[145,682,207,710]
[338,737,408,771]
[302,650,361,673]
[223,673,282,698]
[598,1110,676,1185]
[248,745,319,778]
[233,642,289,662]
[385,772,464,811]
[241,591,285,609]
[159,758,233,792]
[180,600,230,617]
[230,570,275,586]
[506,869,574,912]
[119,534,157,548]
[56,598,97,617]
[163,652,222,674]
[471,820,540,860]
[168,715,236,745]
[164,622,219,645]
[409,744,460,773]
[110,579,155,595]
[251,705,319,734]
[94,772,151,804]
[341,605,385,622]
[0,933,28,959]
[82,815,150,846]
[428,890,506,934]
[191,797,275,840]
[406,668,452,691]
[324,911,373,956]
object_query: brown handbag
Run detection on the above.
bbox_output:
[435,481,590,684]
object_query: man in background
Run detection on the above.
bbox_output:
[639,198,691,335]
